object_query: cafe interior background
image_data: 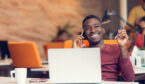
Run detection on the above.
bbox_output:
[0,0,138,59]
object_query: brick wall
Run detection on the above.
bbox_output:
[0,0,137,59]
[0,0,103,59]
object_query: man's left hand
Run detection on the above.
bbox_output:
[116,26,129,47]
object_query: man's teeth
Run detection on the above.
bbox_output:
[91,34,98,38]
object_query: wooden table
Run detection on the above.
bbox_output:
[0,77,138,84]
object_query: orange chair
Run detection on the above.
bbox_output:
[8,42,42,68]
[43,42,64,59]
[64,40,89,48]
[64,40,118,48]
[104,40,118,44]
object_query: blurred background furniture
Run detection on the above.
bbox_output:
[8,42,42,68]
[64,40,118,48]
[0,40,11,59]
[43,42,64,60]
[8,42,48,78]
[0,40,12,76]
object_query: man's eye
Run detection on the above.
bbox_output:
[85,27,91,30]
[94,26,100,28]
[95,24,101,27]
[95,26,99,27]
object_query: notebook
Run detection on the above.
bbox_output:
[48,48,101,83]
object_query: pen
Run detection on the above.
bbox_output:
[80,29,84,48]
[115,22,126,39]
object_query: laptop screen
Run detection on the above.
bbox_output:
[48,48,101,83]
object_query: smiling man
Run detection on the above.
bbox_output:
[73,15,135,81]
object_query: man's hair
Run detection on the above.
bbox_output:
[82,15,101,28]
[139,16,145,22]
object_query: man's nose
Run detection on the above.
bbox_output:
[91,27,95,32]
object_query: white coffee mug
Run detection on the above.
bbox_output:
[10,68,27,84]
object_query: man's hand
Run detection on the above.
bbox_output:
[116,26,129,47]
[73,35,85,48]
[116,26,129,58]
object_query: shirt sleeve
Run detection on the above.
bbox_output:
[119,52,135,81]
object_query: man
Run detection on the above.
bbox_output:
[73,15,135,81]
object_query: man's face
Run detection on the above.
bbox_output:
[83,18,104,42]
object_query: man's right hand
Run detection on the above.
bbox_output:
[73,35,84,48]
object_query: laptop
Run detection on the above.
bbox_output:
[48,48,102,83]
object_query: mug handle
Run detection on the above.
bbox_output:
[10,70,15,80]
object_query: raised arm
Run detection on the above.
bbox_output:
[116,26,135,81]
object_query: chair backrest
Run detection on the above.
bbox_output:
[64,40,118,48]
[8,42,42,68]
[43,42,64,59]
[104,40,118,44]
